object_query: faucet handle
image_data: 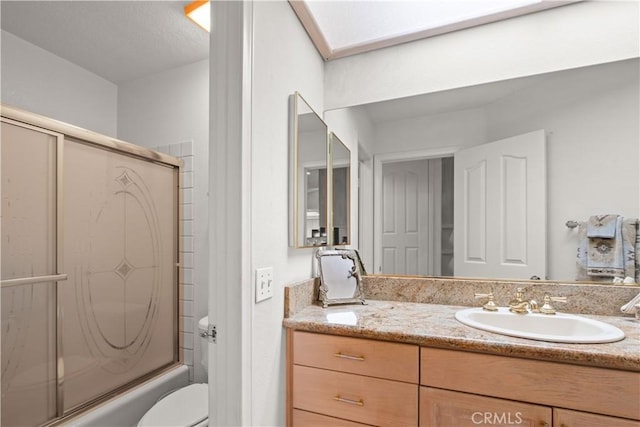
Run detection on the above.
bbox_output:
[540,293,567,315]
[475,291,499,311]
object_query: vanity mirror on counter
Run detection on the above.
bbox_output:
[289,92,352,248]
[316,249,365,308]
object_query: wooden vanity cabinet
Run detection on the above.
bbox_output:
[287,331,639,427]
[420,347,640,427]
[420,387,552,427]
[554,408,640,427]
[288,330,419,426]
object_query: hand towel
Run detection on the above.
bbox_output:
[587,216,624,277]
[586,214,619,238]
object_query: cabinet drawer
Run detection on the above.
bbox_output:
[293,409,372,426]
[420,387,552,427]
[554,408,640,427]
[293,331,418,383]
[421,347,640,420]
[293,365,418,426]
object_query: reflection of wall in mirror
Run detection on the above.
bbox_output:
[441,157,454,276]
[332,166,349,244]
[297,126,327,246]
[304,168,327,246]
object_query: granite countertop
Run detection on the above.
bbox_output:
[283,299,640,372]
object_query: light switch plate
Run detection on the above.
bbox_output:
[255,267,273,303]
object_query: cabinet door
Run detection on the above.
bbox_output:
[554,408,639,427]
[293,331,418,382]
[420,387,552,427]
[421,347,640,420]
[293,409,371,426]
[294,365,418,426]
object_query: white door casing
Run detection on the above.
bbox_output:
[453,130,546,280]
[373,147,459,275]
[209,1,253,425]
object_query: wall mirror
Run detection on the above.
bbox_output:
[330,58,639,283]
[316,249,366,308]
[289,92,329,248]
[330,132,351,246]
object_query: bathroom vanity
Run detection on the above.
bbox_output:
[284,284,640,427]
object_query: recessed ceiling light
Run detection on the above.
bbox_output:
[185,0,210,33]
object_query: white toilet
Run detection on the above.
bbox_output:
[138,316,210,427]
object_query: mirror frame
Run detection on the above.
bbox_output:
[316,249,366,308]
[289,92,329,248]
[329,132,351,246]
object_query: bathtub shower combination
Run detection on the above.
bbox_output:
[1,108,181,427]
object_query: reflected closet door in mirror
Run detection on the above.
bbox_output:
[330,132,351,246]
[289,92,329,248]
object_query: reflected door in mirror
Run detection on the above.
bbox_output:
[330,133,351,246]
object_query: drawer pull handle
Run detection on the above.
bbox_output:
[334,352,365,361]
[333,395,364,406]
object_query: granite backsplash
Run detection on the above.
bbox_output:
[284,275,640,319]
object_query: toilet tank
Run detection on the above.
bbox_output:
[198,316,209,374]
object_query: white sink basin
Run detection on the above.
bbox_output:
[455,307,625,343]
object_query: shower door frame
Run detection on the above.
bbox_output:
[1,105,183,426]
[1,116,67,420]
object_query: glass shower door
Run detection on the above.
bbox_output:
[60,139,177,411]
[1,120,60,427]
[2,117,178,425]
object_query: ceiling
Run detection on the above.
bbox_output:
[359,73,549,122]
[1,0,577,121]
[0,1,209,84]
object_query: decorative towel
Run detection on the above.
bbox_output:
[586,214,619,238]
[576,221,591,281]
[576,217,640,283]
[587,216,624,277]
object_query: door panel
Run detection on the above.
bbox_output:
[502,155,528,265]
[454,130,546,279]
[380,160,428,275]
[464,160,487,263]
